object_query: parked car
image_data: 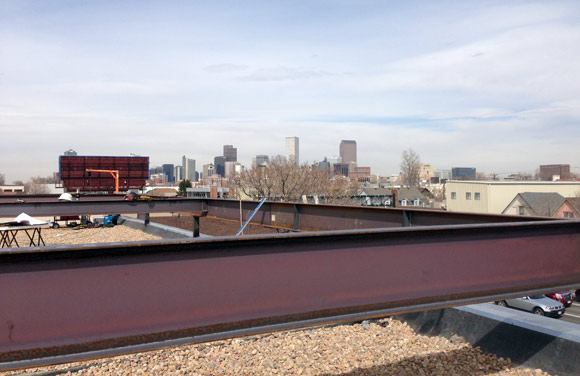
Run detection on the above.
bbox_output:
[545,292,573,307]
[495,295,565,318]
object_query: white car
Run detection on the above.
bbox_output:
[495,295,565,318]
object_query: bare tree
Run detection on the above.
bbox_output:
[308,170,359,205]
[0,173,5,185]
[237,156,359,204]
[24,177,50,194]
[400,148,421,187]
[238,156,311,201]
[475,172,488,181]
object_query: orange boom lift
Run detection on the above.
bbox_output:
[86,169,120,194]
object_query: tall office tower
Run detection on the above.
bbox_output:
[202,164,214,178]
[162,164,175,183]
[286,137,299,166]
[223,145,237,162]
[64,149,77,156]
[214,156,226,177]
[225,161,242,179]
[174,165,183,182]
[340,140,357,164]
[182,156,196,182]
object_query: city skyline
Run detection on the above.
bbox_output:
[1,1,579,182]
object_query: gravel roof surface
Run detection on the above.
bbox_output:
[1,319,550,376]
[7,226,162,247]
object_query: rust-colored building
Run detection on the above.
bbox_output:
[59,155,149,193]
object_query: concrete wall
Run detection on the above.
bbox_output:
[396,304,580,376]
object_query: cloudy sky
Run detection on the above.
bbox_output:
[1,0,579,183]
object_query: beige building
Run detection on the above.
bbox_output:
[446,181,580,214]
[419,163,435,182]
[0,185,25,194]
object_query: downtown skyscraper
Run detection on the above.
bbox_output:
[286,136,299,166]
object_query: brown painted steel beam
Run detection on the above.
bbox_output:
[0,198,198,217]
[1,219,579,369]
[0,198,552,230]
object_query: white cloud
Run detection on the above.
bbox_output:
[1,1,579,183]
[239,66,333,82]
[204,64,249,73]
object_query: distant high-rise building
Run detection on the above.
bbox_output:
[419,164,435,182]
[182,156,196,182]
[328,156,342,166]
[286,137,299,165]
[150,166,163,175]
[214,156,226,177]
[253,155,269,168]
[174,165,183,182]
[333,163,350,177]
[64,149,77,156]
[203,164,215,178]
[317,157,331,170]
[223,145,237,162]
[225,161,241,179]
[162,164,175,183]
[339,140,357,164]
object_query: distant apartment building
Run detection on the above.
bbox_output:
[446,180,580,214]
[539,164,570,181]
[286,137,299,165]
[223,145,237,162]
[182,156,196,182]
[451,167,476,180]
[339,140,357,164]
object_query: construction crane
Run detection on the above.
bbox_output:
[86,169,120,194]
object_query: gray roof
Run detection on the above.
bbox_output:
[359,187,392,196]
[397,187,427,202]
[519,192,565,216]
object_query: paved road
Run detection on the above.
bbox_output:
[561,301,580,325]
[491,298,580,324]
